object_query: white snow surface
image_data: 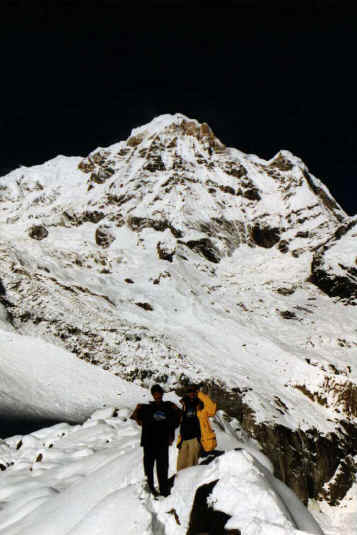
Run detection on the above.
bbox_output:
[0,330,148,421]
[0,329,329,534]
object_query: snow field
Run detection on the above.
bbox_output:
[0,328,344,535]
[0,411,324,535]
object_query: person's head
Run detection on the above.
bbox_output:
[186,385,199,401]
[151,384,164,402]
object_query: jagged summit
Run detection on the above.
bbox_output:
[129,113,200,138]
[124,112,226,156]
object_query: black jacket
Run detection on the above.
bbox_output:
[131,401,181,448]
[180,396,202,441]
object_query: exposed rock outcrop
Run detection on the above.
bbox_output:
[95,225,115,248]
[200,382,357,506]
[184,238,221,263]
[28,225,48,240]
[187,480,238,535]
[309,218,357,302]
[157,239,176,262]
[251,225,280,248]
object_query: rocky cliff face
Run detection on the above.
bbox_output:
[0,113,356,517]
[309,217,357,303]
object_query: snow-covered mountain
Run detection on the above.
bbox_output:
[0,113,356,531]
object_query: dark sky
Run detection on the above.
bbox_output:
[1,1,356,214]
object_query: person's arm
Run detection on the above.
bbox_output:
[167,402,182,428]
[130,404,144,425]
[172,402,183,426]
[166,402,182,445]
[197,391,216,417]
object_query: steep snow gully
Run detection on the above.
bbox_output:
[0,113,356,533]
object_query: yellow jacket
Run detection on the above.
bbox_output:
[196,391,217,452]
[177,391,217,452]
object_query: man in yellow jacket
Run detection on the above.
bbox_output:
[177,385,217,471]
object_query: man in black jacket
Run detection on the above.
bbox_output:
[177,387,203,471]
[131,384,180,497]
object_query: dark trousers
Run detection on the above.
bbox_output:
[143,443,169,495]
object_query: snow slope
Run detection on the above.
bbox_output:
[0,330,148,422]
[0,331,327,534]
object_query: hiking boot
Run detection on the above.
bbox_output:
[148,485,159,498]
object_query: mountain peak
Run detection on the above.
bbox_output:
[130,113,194,136]
[126,113,226,153]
